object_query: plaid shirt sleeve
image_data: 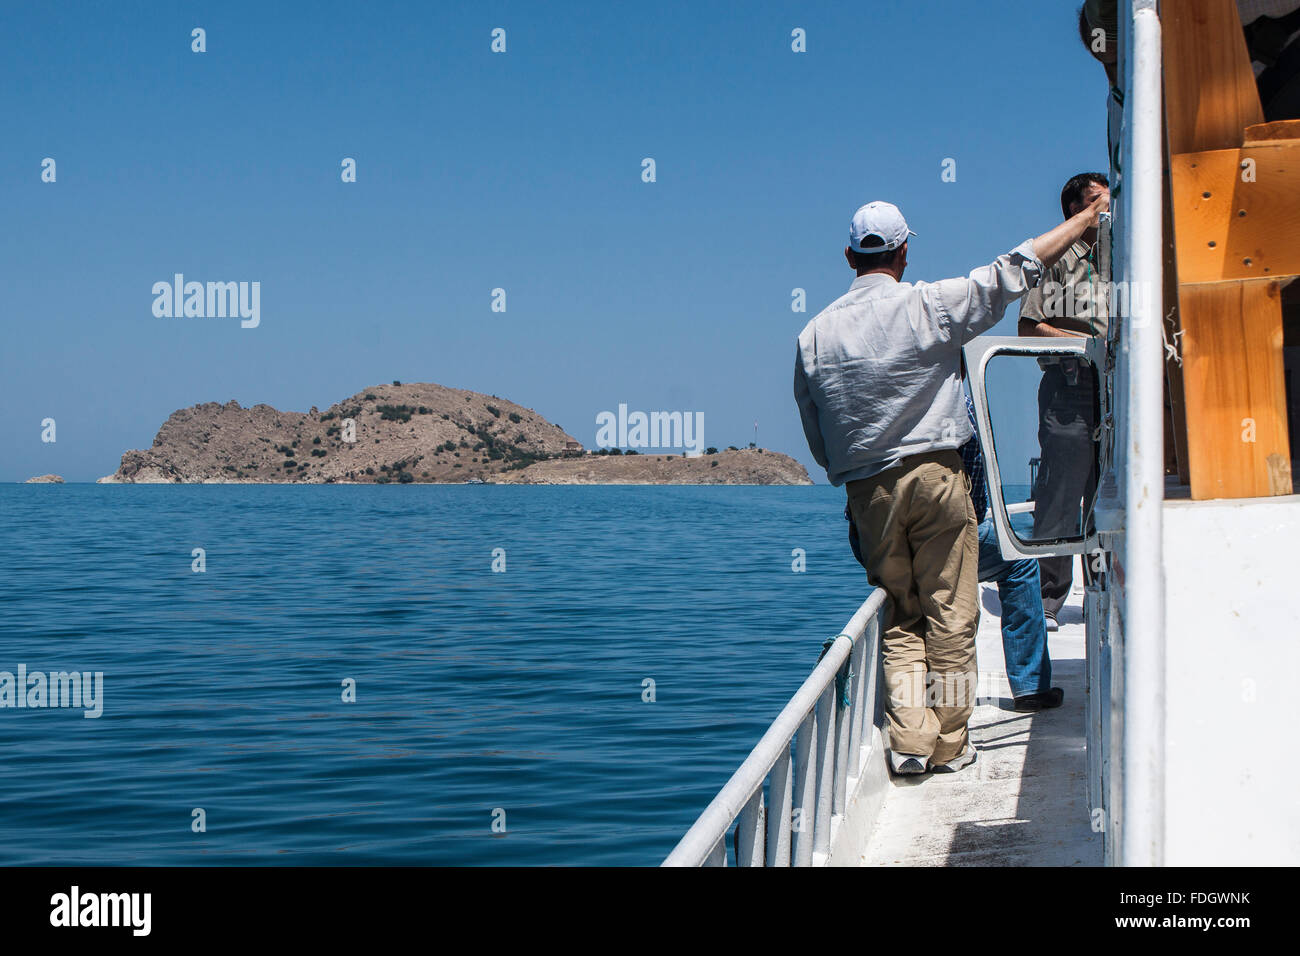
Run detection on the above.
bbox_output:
[960,391,989,521]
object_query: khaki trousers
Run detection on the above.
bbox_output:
[846,450,980,765]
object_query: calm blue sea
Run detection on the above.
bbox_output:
[0,484,870,865]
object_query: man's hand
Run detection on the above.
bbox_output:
[1082,191,1109,230]
[1019,317,1089,338]
[1043,408,1092,442]
[1032,193,1110,270]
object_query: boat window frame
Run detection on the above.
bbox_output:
[964,335,1106,560]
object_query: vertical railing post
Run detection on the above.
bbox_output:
[833,657,852,815]
[849,632,869,774]
[765,749,793,866]
[704,836,727,866]
[735,788,765,866]
[792,711,817,865]
[813,684,836,857]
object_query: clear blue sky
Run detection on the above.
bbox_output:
[1,0,1108,482]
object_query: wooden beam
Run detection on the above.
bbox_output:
[1244,120,1300,146]
[1162,0,1293,499]
[1178,281,1292,499]
[1169,142,1300,284]
[1163,0,1264,155]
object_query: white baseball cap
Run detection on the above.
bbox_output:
[849,201,917,254]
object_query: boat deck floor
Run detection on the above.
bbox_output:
[860,564,1101,866]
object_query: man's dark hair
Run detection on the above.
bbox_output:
[848,234,901,272]
[1060,172,1109,218]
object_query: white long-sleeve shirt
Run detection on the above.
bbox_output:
[794,239,1044,486]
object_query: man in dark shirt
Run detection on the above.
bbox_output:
[1019,173,1108,630]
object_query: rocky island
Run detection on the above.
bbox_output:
[99,383,812,485]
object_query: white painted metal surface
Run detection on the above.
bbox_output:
[964,334,1105,561]
[1115,0,1166,867]
[1162,496,1300,864]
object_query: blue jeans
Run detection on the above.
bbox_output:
[978,515,1052,698]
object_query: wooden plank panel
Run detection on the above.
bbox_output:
[1163,0,1264,154]
[1163,0,1292,500]
[1179,281,1291,499]
[1169,143,1300,284]
[1244,120,1300,146]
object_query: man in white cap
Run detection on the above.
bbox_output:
[793,194,1107,774]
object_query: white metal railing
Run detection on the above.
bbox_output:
[662,589,888,866]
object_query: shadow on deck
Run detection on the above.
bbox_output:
[859,568,1101,866]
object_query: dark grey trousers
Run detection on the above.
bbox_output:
[1032,364,1098,618]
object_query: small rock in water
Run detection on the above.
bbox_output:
[25,474,65,483]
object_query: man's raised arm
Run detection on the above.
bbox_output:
[928,193,1111,344]
[1032,192,1109,270]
